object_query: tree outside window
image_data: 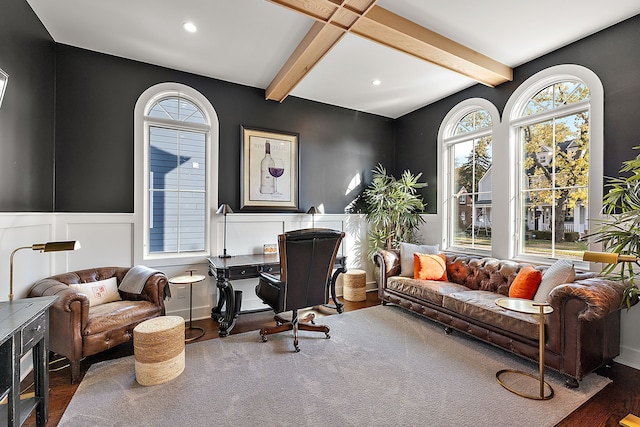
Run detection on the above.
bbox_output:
[519,82,590,260]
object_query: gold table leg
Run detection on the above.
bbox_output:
[496,304,554,400]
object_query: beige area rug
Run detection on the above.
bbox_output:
[58,305,609,427]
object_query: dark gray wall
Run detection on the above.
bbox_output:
[54,45,395,213]
[3,1,639,215]
[0,0,55,211]
[396,14,640,214]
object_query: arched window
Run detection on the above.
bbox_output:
[506,65,603,262]
[147,97,207,253]
[134,83,219,262]
[440,100,499,253]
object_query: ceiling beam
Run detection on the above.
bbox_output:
[353,6,513,87]
[265,21,345,102]
[265,0,513,103]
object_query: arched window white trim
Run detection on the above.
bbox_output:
[438,98,500,254]
[134,83,219,266]
[504,64,603,265]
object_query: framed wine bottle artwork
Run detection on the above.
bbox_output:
[240,126,299,211]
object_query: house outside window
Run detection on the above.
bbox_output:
[134,83,219,263]
[441,103,498,252]
[147,97,207,253]
[439,65,603,264]
[514,81,590,260]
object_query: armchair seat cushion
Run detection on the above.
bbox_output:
[85,300,162,335]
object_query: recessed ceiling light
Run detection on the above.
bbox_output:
[371,79,381,86]
[183,22,197,33]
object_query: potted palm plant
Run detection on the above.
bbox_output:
[347,164,427,259]
[588,146,640,308]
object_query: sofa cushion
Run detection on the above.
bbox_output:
[386,276,470,306]
[533,259,575,302]
[414,253,448,281]
[399,242,439,277]
[70,277,121,307]
[442,291,539,340]
[84,300,161,335]
[509,266,542,299]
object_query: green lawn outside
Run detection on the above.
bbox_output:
[454,234,588,260]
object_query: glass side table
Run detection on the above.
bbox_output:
[169,270,206,342]
[495,297,554,400]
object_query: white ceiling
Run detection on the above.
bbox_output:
[26,0,640,118]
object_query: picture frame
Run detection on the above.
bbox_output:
[241,126,299,211]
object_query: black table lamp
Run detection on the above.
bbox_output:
[307,206,318,228]
[217,204,233,258]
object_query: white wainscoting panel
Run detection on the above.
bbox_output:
[0,216,54,301]
[64,222,133,270]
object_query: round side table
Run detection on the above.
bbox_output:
[495,297,554,400]
[169,270,206,342]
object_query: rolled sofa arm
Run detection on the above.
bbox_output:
[373,249,401,288]
[548,277,628,321]
[29,278,91,314]
[120,272,168,308]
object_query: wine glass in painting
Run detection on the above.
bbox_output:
[269,158,285,194]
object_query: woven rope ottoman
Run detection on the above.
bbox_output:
[133,316,185,386]
[343,269,366,302]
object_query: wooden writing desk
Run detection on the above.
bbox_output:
[207,254,346,337]
[1,296,57,427]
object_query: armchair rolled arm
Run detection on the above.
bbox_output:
[119,272,168,308]
[548,277,628,321]
[29,278,91,313]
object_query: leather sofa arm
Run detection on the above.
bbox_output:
[29,279,91,313]
[119,272,168,308]
[373,249,401,288]
[548,277,628,321]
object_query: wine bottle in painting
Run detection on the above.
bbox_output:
[260,141,275,194]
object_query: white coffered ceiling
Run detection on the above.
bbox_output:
[26,0,640,118]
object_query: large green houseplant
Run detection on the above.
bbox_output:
[348,164,427,259]
[588,146,640,308]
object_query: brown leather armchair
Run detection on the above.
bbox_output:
[256,228,344,352]
[29,266,168,383]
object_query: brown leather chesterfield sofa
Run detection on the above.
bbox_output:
[373,250,627,387]
[29,267,168,383]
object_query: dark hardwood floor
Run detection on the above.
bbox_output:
[22,292,640,427]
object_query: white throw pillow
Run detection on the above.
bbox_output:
[399,242,440,277]
[70,277,122,307]
[533,259,576,302]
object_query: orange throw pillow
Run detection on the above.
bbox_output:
[414,253,448,281]
[509,266,543,299]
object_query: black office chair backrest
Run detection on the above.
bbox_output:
[279,228,344,311]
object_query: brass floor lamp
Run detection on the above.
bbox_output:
[9,240,81,300]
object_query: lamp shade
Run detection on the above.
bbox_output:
[33,240,81,252]
[216,204,233,215]
[583,251,638,264]
[306,206,318,215]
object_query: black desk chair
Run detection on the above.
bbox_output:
[255,228,345,352]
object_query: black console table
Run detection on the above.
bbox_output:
[1,296,57,427]
[208,254,346,337]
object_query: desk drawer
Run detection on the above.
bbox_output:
[227,266,259,280]
[259,263,279,275]
[21,313,46,353]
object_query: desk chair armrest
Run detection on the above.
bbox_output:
[256,272,285,312]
